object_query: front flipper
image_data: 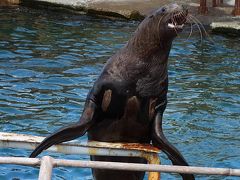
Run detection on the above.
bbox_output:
[29,99,97,158]
[152,112,195,180]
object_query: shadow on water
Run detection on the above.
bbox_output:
[0,6,239,180]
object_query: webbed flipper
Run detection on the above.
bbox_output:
[152,103,195,180]
[29,99,97,158]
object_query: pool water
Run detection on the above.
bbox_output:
[0,6,239,180]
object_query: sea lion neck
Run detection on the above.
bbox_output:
[125,18,173,60]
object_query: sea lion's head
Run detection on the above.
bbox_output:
[150,3,188,39]
[130,3,188,49]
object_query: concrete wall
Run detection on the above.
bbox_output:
[224,0,235,6]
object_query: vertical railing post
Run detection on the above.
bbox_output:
[39,156,54,180]
[213,0,218,7]
[199,0,208,14]
[233,0,240,15]
[213,0,223,7]
[147,153,161,180]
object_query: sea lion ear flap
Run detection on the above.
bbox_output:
[148,14,154,18]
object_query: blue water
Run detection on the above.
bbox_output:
[0,6,239,180]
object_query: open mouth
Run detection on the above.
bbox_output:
[168,10,188,29]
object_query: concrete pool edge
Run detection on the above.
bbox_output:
[19,0,240,36]
[211,20,240,35]
[19,0,146,20]
[2,1,240,38]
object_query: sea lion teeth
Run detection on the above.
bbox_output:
[168,23,184,29]
[168,23,175,28]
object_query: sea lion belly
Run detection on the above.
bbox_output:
[88,95,156,143]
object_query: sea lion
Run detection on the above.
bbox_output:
[30,3,195,180]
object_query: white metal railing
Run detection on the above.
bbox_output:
[0,132,240,180]
[0,132,160,179]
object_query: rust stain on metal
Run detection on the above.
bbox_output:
[87,141,160,153]
[148,172,160,180]
[0,132,44,143]
[121,143,160,153]
[88,147,98,156]
[146,153,161,180]
[87,141,161,179]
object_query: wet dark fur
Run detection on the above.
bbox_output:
[30,4,195,180]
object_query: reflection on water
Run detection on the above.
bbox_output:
[0,6,239,180]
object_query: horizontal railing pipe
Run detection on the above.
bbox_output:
[0,156,240,176]
[1,132,240,178]
[54,159,240,176]
[0,156,40,166]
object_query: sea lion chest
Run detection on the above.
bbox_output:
[88,85,159,143]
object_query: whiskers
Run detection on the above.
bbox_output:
[186,14,215,44]
[169,10,214,44]
[186,21,193,41]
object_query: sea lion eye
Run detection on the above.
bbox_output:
[161,7,166,13]
[154,7,167,16]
